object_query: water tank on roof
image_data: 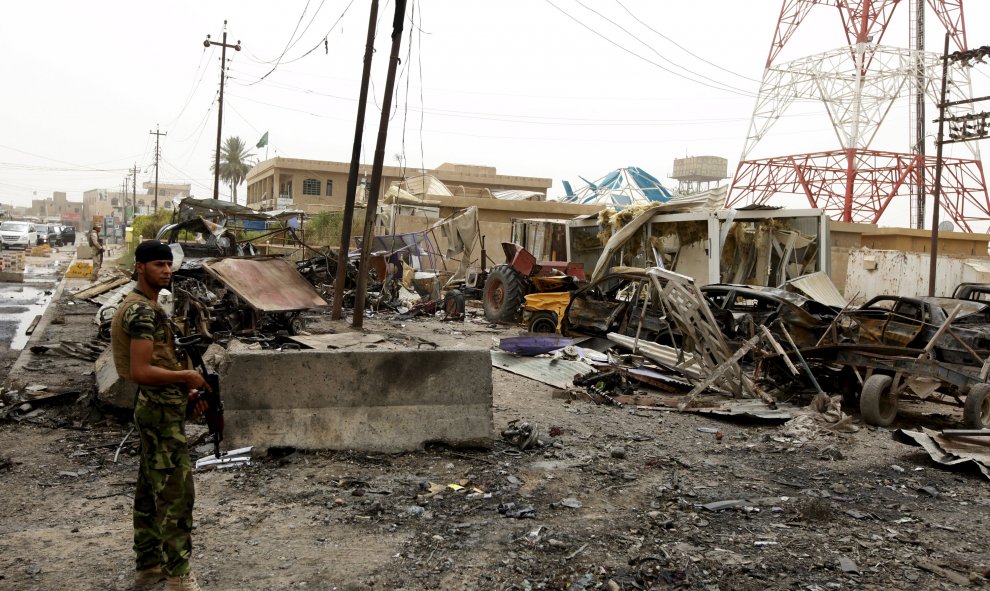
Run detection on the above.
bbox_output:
[671,156,729,182]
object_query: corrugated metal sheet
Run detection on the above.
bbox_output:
[490,351,593,389]
[203,257,327,313]
[895,428,990,480]
[786,272,847,307]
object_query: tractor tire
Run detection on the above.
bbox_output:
[860,374,897,427]
[964,383,990,429]
[483,264,526,323]
[527,311,558,333]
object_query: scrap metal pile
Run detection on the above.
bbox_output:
[495,264,990,433]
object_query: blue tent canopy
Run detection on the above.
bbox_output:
[560,167,673,209]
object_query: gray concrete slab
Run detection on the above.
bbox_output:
[220,347,494,452]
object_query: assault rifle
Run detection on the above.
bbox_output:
[175,333,224,458]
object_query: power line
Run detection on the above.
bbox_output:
[249,0,311,73]
[243,0,356,85]
[612,0,761,84]
[225,89,826,127]
[571,0,756,95]
[166,45,216,129]
[542,0,757,98]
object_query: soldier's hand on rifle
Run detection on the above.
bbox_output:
[181,369,211,393]
[187,391,209,418]
[181,370,211,417]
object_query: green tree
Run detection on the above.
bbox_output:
[210,136,256,202]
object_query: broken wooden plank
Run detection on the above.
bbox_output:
[24,314,42,336]
[71,275,130,301]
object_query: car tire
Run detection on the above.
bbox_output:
[482,264,525,323]
[860,374,897,427]
[964,383,990,429]
[527,311,558,333]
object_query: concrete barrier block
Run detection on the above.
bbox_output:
[95,348,138,409]
[219,348,494,452]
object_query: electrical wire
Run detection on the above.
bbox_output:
[226,85,825,127]
[251,0,328,64]
[612,0,761,83]
[166,45,214,129]
[542,0,757,98]
[244,0,356,85]
[572,0,757,95]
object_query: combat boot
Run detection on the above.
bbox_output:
[164,572,202,591]
[132,565,164,589]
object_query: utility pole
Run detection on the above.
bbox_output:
[121,178,127,224]
[352,0,408,329]
[149,125,167,214]
[130,163,139,220]
[331,0,380,321]
[121,178,127,244]
[204,21,241,201]
[928,34,951,297]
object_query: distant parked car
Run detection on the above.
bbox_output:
[34,223,61,247]
[0,221,39,250]
[59,224,76,245]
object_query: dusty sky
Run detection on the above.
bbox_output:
[1,1,987,228]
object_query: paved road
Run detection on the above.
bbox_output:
[0,247,70,351]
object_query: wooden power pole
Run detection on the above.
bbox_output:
[149,125,167,213]
[204,21,241,201]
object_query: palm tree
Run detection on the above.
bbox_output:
[210,136,256,202]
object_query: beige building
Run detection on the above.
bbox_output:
[82,183,192,230]
[245,159,554,212]
[245,158,603,258]
[27,192,84,228]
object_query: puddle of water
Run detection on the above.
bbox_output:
[7,284,51,350]
[2,262,59,350]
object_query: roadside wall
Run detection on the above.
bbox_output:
[219,347,494,452]
[845,247,990,303]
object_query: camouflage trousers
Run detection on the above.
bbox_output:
[133,397,195,577]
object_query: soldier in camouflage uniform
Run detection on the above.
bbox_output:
[111,240,210,591]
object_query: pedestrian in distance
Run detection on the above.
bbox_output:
[110,240,211,591]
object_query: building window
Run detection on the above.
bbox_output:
[302,179,320,196]
[326,180,333,197]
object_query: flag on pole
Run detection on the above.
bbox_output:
[256,131,269,149]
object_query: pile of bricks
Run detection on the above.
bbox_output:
[0,250,26,273]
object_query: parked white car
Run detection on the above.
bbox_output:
[0,221,39,249]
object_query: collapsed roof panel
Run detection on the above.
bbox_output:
[202,257,328,313]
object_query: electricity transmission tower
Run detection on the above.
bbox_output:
[726,0,989,231]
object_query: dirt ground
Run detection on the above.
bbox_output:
[2,280,990,591]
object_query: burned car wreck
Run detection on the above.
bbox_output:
[842,295,990,365]
[701,284,840,348]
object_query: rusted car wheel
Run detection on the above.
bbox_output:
[483,265,525,322]
[527,311,558,333]
[860,374,897,427]
[964,383,990,429]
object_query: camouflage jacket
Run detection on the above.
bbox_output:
[110,290,187,407]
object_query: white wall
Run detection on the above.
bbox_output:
[845,248,990,303]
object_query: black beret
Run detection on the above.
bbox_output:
[135,240,174,263]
